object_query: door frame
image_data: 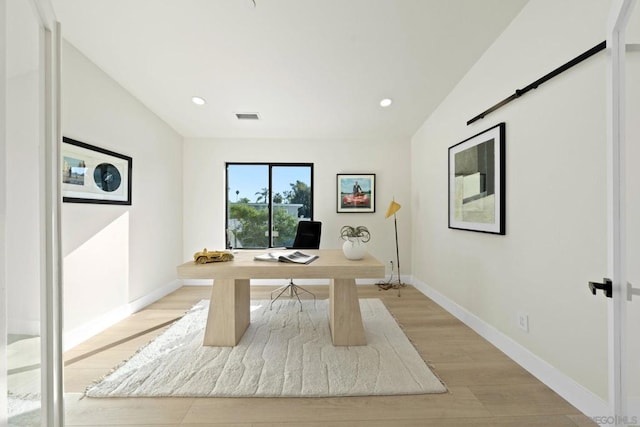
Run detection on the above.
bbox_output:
[35,2,64,425]
[606,0,636,424]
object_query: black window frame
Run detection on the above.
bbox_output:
[225,162,314,249]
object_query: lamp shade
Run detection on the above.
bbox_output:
[385,200,401,218]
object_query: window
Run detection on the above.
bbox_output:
[226,163,313,249]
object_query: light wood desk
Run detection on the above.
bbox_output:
[177,249,385,347]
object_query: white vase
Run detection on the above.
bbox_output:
[342,239,366,260]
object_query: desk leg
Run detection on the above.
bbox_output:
[329,278,366,346]
[203,278,250,346]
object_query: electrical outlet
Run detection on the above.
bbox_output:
[517,311,529,333]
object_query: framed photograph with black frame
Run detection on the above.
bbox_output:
[448,122,505,234]
[62,137,132,205]
[336,173,375,213]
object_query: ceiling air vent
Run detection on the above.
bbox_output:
[235,112,260,120]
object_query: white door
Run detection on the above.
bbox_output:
[623,2,640,423]
[606,1,639,425]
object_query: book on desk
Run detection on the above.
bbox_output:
[254,250,318,265]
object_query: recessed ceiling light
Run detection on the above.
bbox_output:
[380,98,393,107]
[192,96,206,106]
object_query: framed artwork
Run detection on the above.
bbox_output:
[448,123,505,234]
[337,173,375,213]
[62,137,132,205]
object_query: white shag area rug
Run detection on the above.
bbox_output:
[85,298,446,398]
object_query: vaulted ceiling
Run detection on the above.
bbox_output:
[52,0,528,140]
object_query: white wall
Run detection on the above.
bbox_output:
[183,137,411,278]
[61,41,184,337]
[411,0,611,401]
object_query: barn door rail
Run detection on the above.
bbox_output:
[467,41,606,125]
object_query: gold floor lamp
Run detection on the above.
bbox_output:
[384,199,405,296]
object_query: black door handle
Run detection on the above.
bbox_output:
[589,278,612,298]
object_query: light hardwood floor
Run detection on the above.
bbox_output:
[63,285,597,426]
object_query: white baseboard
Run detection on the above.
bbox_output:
[411,276,609,421]
[63,279,182,351]
[126,279,182,313]
[63,305,130,351]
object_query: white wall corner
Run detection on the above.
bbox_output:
[410,276,609,420]
[63,279,182,351]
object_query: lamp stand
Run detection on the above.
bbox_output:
[377,212,405,296]
[392,213,403,296]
